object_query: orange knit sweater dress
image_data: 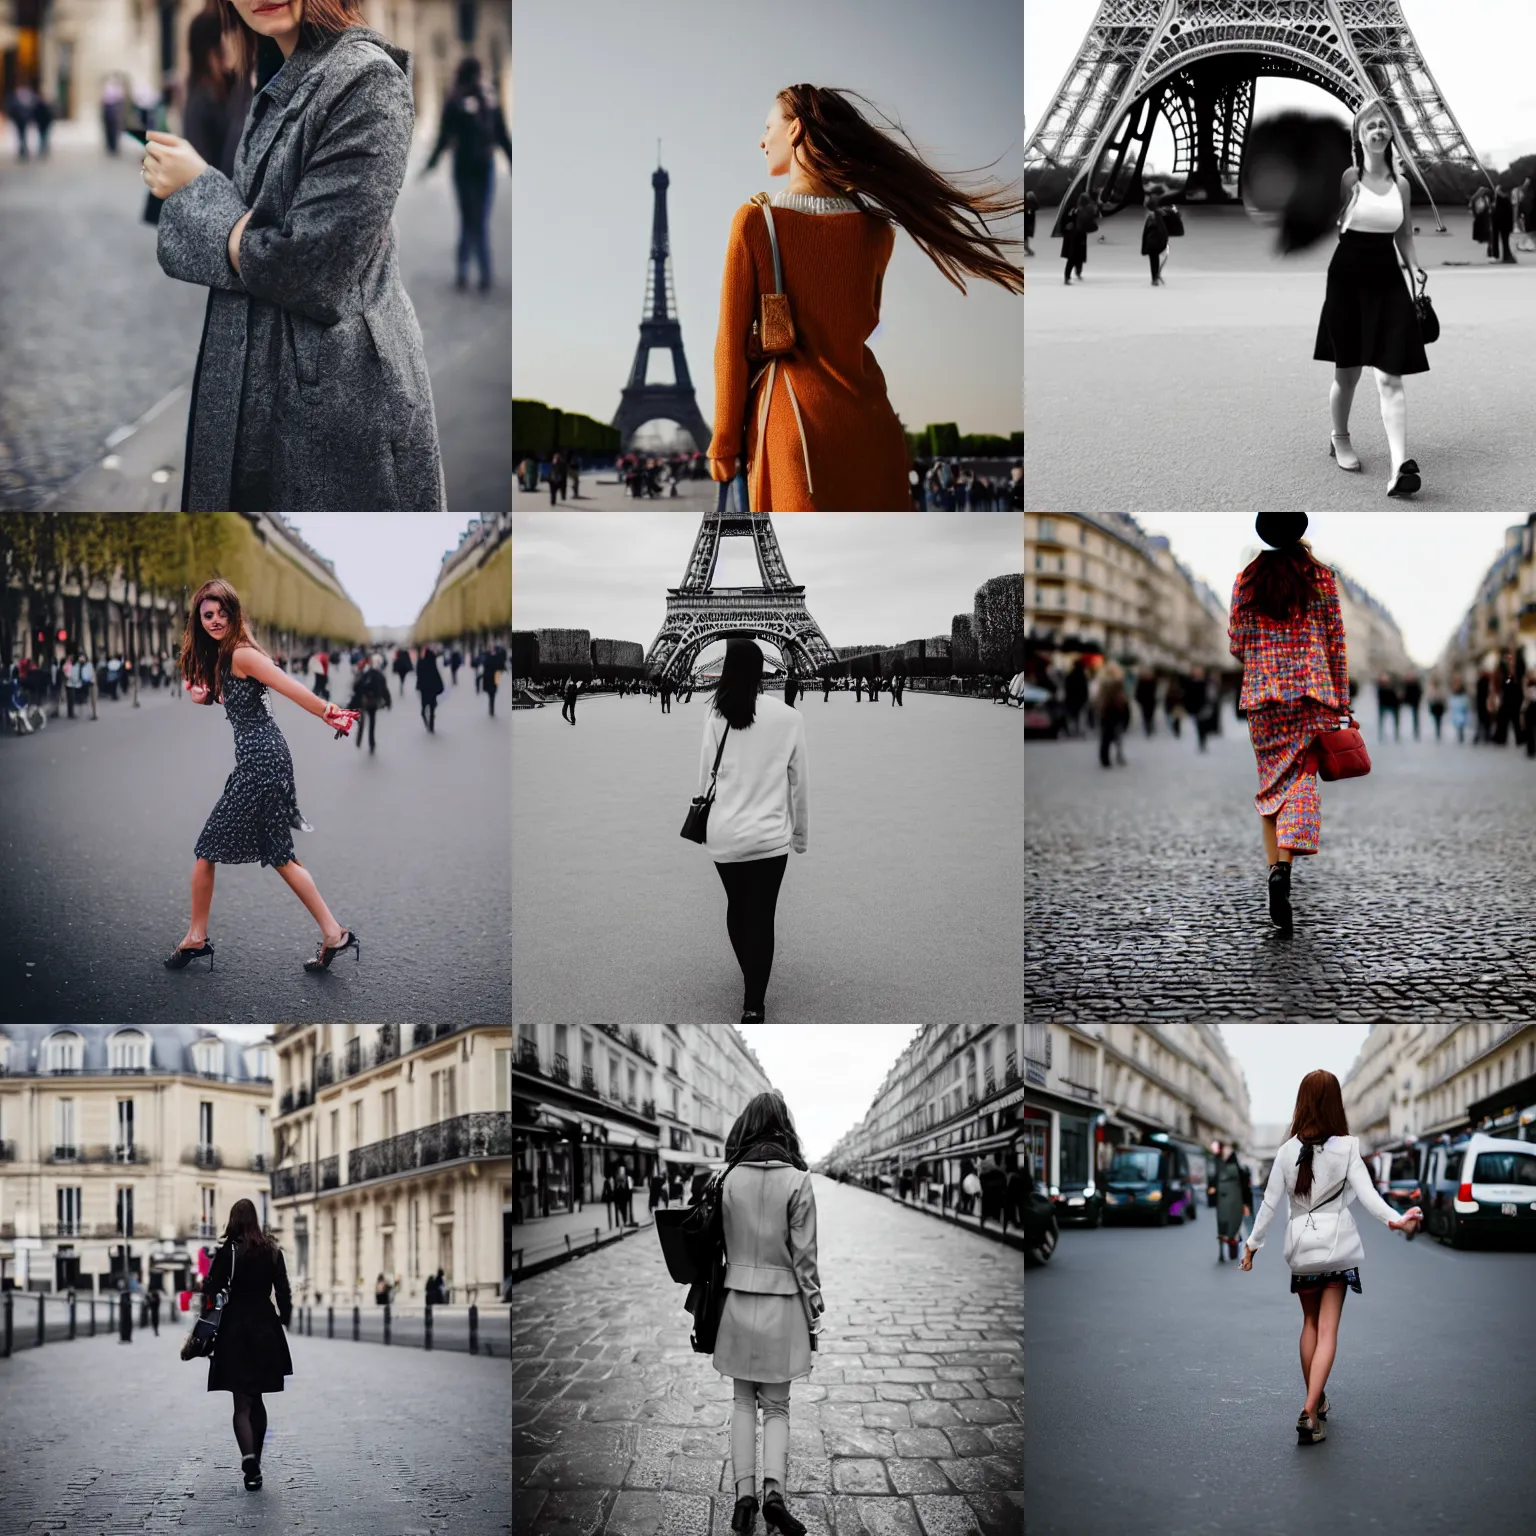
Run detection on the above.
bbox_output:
[709,196,912,511]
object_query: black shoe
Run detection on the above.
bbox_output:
[164,939,214,971]
[242,1454,262,1490]
[741,1009,765,1023]
[1268,863,1293,931]
[1387,459,1421,497]
[761,1492,806,1536]
[731,1495,759,1533]
[303,928,359,972]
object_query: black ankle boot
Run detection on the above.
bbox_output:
[762,1491,806,1536]
[1268,862,1293,931]
[731,1494,758,1532]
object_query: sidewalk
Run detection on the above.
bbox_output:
[858,1181,1027,1251]
[511,1201,657,1279]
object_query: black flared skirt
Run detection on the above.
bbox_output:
[1314,232,1429,376]
[1290,1266,1362,1296]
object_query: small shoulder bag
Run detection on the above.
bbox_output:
[181,1241,236,1361]
[746,193,796,360]
[680,721,729,843]
[1305,714,1371,780]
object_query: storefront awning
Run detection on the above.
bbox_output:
[589,1116,659,1150]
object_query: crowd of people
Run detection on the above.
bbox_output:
[909,458,1023,510]
[844,1153,1030,1235]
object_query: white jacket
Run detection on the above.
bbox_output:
[1243,1134,1402,1274]
[697,695,809,863]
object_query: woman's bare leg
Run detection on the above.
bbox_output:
[1299,1289,1322,1398]
[273,857,344,945]
[182,858,215,946]
[1303,1283,1345,1417]
[1260,813,1292,866]
[1375,370,1407,477]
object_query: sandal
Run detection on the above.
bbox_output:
[1317,1392,1329,1421]
[1296,1410,1326,1445]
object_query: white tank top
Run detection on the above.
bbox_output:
[1343,178,1402,234]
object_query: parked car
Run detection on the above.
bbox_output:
[1103,1140,1199,1227]
[1421,1133,1536,1249]
[1022,683,1062,740]
[1050,1175,1104,1228]
[1023,1151,1058,1266]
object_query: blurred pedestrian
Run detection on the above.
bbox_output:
[962,1166,982,1218]
[978,1156,1008,1230]
[1024,186,1037,257]
[311,649,330,702]
[392,647,414,701]
[601,1169,616,1230]
[485,646,504,718]
[449,648,463,686]
[416,646,444,732]
[1400,673,1422,739]
[5,82,36,160]
[375,1273,389,1305]
[1005,1159,1027,1232]
[1064,659,1089,738]
[119,1282,133,1343]
[31,87,53,158]
[899,1168,912,1202]
[561,677,578,726]
[1427,679,1446,741]
[148,1286,161,1335]
[1095,660,1128,768]
[822,673,831,703]
[347,655,391,754]
[669,1170,684,1204]
[1518,175,1536,253]
[1375,674,1400,743]
[1135,669,1158,736]
[1141,190,1169,284]
[854,674,863,702]
[1449,678,1471,744]
[421,55,511,292]
[649,1171,664,1212]
[101,72,126,155]
[1228,514,1349,934]
[1523,669,1536,759]
[660,675,673,714]
[1493,185,1516,263]
[1215,1142,1253,1263]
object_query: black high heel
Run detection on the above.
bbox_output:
[761,1492,805,1536]
[1267,864,1293,932]
[164,940,214,971]
[242,1454,262,1490]
[731,1494,759,1533]
[303,928,359,972]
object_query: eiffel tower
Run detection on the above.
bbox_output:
[1026,0,1490,231]
[612,158,712,454]
[644,511,837,685]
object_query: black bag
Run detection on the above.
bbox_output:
[680,720,729,842]
[661,1148,751,1352]
[182,1242,235,1361]
[1400,255,1438,344]
[1162,206,1185,237]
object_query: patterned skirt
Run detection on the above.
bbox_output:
[1291,1266,1362,1296]
[1246,698,1340,855]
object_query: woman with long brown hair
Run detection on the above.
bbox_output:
[708,84,1023,511]
[1227,514,1349,933]
[1239,1070,1420,1446]
[166,578,361,973]
[191,1197,293,1490]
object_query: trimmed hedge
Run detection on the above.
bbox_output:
[974,573,1025,673]
[512,631,540,678]
[533,627,593,682]
[951,615,977,674]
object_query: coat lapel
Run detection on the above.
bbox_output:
[234,32,344,203]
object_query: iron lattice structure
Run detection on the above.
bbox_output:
[644,513,838,684]
[612,164,712,454]
[1026,0,1492,229]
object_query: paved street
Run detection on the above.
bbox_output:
[0,662,510,1024]
[0,1308,512,1534]
[516,477,723,511]
[512,691,1024,1024]
[0,127,509,512]
[513,1173,1023,1536]
[1025,1196,1536,1536]
[1026,715,1536,1022]
[1024,206,1536,511]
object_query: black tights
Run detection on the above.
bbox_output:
[232,1390,267,1459]
[714,853,789,1012]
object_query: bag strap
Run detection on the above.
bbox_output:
[751,192,784,295]
[702,721,730,806]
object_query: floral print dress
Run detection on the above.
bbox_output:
[194,675,306,868]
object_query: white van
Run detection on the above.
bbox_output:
[1421,1133,1536,1249]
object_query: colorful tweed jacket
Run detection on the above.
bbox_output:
[1228,562,1349,711]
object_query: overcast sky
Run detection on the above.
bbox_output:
[279,515,487,628]
[514,0,1023,442]
[1133,512,1521,667]
[1027,1,1536,172]
[511,513,1024,665]
[1218,1024,1371,1130]
[738,1025,921,1163]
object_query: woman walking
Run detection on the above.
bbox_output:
[1228,514,1349,933]
[1239,1070,1421,1446]
[1314,99,1429,496]
[1214,1142,1252,1263]
[707,84,1024,510]
[415,645,444,733]
[166,579,361,974]
[1094,660,1128,769]
[190,1197,293,1490]
[144,0,445,510]
[695,641,808,1023]
[1141,191,1169,286]
[421,55,511,291]
[714,1090,824,1535]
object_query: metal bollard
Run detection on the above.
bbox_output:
[327,1306,334,1340]
[384,1303,391,1346]
[424,1302,433,1352]
[3,1290,11,1357]
[68,1294,76,1340]
[352,1305,360,1342]
[469,1304,478,1356]
[38,1293,46,1347]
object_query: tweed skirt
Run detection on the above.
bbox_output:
[713,1290,813,1384]
[1314,231,1430,376]
[1291,1266,1362,1296]
[1247,698,1340,855]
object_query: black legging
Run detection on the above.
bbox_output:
[421,697,437,732]
[232,1389,267,1459]
[714,853,789,1012]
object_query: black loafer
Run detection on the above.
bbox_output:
[1387,459,1421,496]
[731,1495,758,1533]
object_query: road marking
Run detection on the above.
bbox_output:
[103,385,187,449]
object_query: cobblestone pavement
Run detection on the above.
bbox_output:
[1026,721,1536,1022]
[1,132,508,511]
[0,661,510,1024]
[513,1174,1023,1535]
[1024,206,1536,513]
[0,1314,511,1534]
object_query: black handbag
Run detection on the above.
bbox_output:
[1161,206,1185,237]
[680,720,729,843]
[668,1148,752,1353]
[182,1242,235,1361]
[1399,251,1438,343]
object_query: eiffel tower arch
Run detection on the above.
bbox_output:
[645,512,837,685]
[612,164,713,454]
[1026,0,1492,232]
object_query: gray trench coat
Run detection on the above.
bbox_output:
[157,26,445,511]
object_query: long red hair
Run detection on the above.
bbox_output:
[1287,1070,1351,1197]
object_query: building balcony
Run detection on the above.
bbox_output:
[642,1098,655,1118]
[581,1066,597,1093]
[109,1063,150,1075]
[319,1154,339,1191]
[596,1022,621,1041]
[278,1089,295,1117]
[517,1037,540,1072]
[270,1162,315,1200]
[344,1111,512,1187]
[374,1024,399,1068]
[296,1084,312,1111]
[250,1153,268,1173]
[315,1053,334,1089]
[344,1037,362,1078]
[49,1145,81,1163]
[414,1023,434,1048]
[1005,1055,1019,1086]
[550,1053,569,1084]
[184,1144,222,1170]
[984,1071,996,1096]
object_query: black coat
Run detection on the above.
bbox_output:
[416,651,444,701]
[200,1239,293,1394]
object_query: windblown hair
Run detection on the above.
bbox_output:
[221,1196,277,1255]
[774,84,1024,295]
[188,9,234,102]
[1350,98,1399,180]
[1237,539,1329,625]
[725,1089,806,1169]
[178,579,265,705]
[712,639,764,730]
[1287,1070,1351,1197]
[214,0,371,86]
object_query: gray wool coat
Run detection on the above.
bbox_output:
[157,26,445,511]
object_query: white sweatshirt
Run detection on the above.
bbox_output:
[696,695,809,863]
[1244,1134,1402,1273]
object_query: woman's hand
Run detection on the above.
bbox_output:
[142,131,209,199]
[1389,1206,1422,1234]
[323,703,360,736]
[1238,1246,1253,1270]
[228,210,253,275]
[184,679,210,705]
[709,456,738,483]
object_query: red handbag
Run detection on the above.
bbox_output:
[1306,714,1371,780]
